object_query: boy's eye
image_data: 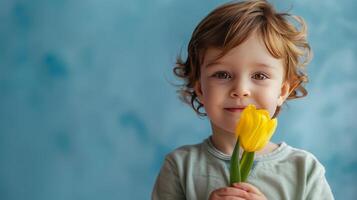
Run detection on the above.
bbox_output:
[212,71,232,79]
[252,72,269,80]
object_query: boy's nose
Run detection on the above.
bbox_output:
[230,84,251,98]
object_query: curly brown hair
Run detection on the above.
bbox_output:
[173,0,312,117]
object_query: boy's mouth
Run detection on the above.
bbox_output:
[224,107,245,112]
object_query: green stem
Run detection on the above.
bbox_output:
[239,151,255,182]
[229,137,241,185]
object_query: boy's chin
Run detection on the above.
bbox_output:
[210,122,236,135]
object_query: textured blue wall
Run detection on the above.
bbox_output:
[0,0,356,199]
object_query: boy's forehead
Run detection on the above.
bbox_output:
[201,46,284,71]
[201,32,284,70]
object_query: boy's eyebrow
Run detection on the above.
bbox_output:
[204,61,224,68]
[253,62,277,69]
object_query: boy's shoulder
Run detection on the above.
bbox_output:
[162,138,217,170]
[166,140,206,161]
[255,142,326,173]
[287,144,322,162]
[276,143,326,173]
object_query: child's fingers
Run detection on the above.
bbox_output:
[233,182,263,195]
[213,187,251,198]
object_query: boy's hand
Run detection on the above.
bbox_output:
[209,182,267,200]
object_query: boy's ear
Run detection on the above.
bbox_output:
[194,81,204,104]
[277,82,290,106]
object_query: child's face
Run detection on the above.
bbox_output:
[195,32,290,134]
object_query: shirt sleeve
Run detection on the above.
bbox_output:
[152,157,186,200]
[304,162,335,200]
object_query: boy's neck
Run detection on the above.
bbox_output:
[210,131,236,155]
[210,123,278,156]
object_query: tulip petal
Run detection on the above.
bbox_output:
[235,105,278,152]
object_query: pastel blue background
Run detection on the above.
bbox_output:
[1,0,356,199]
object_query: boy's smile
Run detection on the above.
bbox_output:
[194,31,290,135]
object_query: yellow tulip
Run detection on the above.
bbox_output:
[230,104,278,184]
[235,104,277,152]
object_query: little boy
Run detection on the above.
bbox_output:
[152,0,334,199]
